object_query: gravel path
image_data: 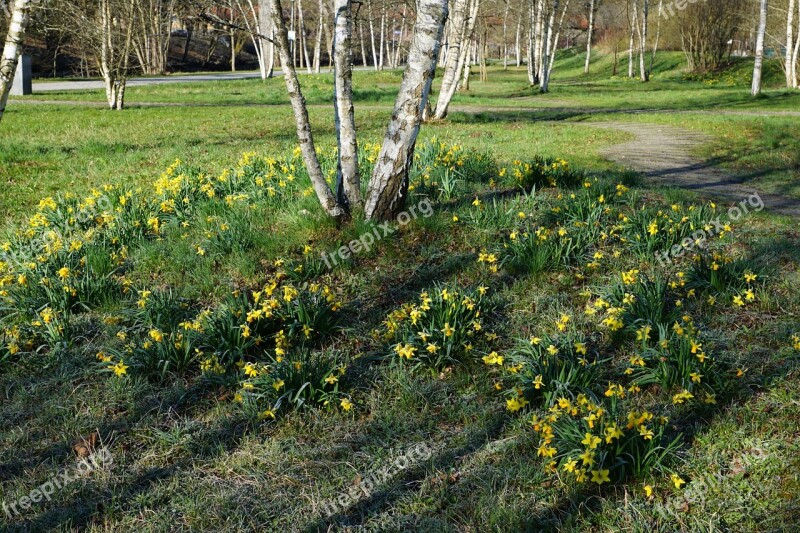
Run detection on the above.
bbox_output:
[590,121,800,217]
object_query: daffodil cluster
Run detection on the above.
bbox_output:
[383,284,494,369]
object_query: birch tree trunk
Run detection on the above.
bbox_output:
[333,0,361,211]
[365,0,448,221]
[793,0,800,87]
[542,0,570,92]
[539,0,559,92]
[515,13,522,67]
[433,0,469,118]
[368,0,379,69]
[787,0,797,88]
[298,0,312,73]
[313,0,323,73]
[536,0,545,81]
[502,3,509,69]
[0,0,33,125]
[527,0,535,83]
[378,7,386,70]
[584,0,595,74]
[752,0,768,96]
[638,0,649,82]
[628,0,637,78]
[434,0,478,119]
[269,0,345,218]
[650,0,662,74]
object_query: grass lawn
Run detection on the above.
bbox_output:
[1,52,799,532]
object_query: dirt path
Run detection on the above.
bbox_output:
[589,121,800,217]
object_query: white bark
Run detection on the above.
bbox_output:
[434,0,479,119]
[793,0,800,87]
[297,0,312,73]
[584,0,595,74]
[269,0,345,218]
[515,12,521,67]
[787,0,797,88]
[432,0,469,118]
[541,0,557,90]
[543,0,570,91]
[502,3,509,69]
[752,0,768,96]
[333,0,361,211]
[0,0,33,124]
[368,0,379,70]
[638,0,649,82]
[628,0,637,78]
[650,0,662,74]
[313,0,323,73]
[365,0,448,221]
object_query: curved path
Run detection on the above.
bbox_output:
[590,121,800,217]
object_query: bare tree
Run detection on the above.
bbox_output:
[432,0,469,118]
[133,0,175,75]
[269,0,345,218]
[333,0,361,211]
[0,0,34,124]
[584,0,596,74]
[636,0,648,81]
[677,0,744,72]
[752,0,767,96]
[365,0,448,220]
[787,0,799,88]
[98,0,137,109]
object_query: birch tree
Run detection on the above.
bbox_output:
[269,0,345,218]
[787,0,799,88]
[432,0,469,119]
[0,0,33,125]
[333,0,361,210]
[237,0,275,79]
[364,0,449,220]
[98,0,137,109]
[649,0,662,73]
[540,0,570,93]
[637,0,648,82]
[132,0,175,75]
[584,0,596,74]
[794,0,800,87]
[628,0,636,78]
[433,0,478,120]
[752,0,768,96]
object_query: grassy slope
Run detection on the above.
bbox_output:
[0,54,799,532]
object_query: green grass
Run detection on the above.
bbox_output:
[1,53,799,532]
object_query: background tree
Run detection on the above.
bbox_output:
[752,0,768,96]
[0,0,33,124]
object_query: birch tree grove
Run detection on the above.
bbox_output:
[364,0,448,220]
[0,0,33,125]
[752,0,768,96]
[333,0,361,211]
